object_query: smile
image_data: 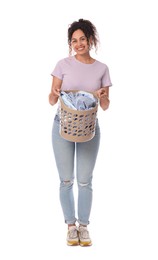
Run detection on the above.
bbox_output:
[77,47,84,51]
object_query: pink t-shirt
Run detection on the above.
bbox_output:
[51,56,112,92]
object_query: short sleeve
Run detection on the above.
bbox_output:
[101,66,112,87]
[51,60,63,80]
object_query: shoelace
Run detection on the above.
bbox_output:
[68,228,78,239]
[79,227,90,239]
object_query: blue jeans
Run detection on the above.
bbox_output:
[52,115,100,225]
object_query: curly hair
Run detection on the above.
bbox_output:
[68,18,99,55]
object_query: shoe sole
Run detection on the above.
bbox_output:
[67,241,79,246]
[79,241,92,247]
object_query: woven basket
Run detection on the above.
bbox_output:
[59,91,98,142]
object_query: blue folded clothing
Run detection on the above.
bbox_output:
[60,91,98,110]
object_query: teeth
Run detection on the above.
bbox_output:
[78,48,84,50]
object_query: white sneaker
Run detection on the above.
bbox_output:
[78,226,92,246]
[67,226,79,246]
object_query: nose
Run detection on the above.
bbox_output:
[77,39,83,47]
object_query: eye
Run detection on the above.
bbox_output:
[71,39,77,44]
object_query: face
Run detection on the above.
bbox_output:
[71,29,90,55]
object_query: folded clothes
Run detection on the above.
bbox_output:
[60,91,98,110]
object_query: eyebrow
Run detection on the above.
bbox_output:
[71,35,86,41]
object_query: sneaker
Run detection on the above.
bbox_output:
[78,226,92,246]
[67,226,79,246]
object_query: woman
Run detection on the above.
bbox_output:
[48,18,112,246]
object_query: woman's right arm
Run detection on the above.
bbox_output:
[48,76,62,106]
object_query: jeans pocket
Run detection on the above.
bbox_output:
[95,119,100,136]
[54,114,60,123]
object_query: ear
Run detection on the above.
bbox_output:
[89,35,93,45]
[88,36,93,50]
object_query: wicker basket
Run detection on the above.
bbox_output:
[59,91,98,142]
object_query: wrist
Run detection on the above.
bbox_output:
[100,95,109,100]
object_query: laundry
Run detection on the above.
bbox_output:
[60,91,98,110]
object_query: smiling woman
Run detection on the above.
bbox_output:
[70,30,95,64]
[68,19,99,56]
[48,18,112,247]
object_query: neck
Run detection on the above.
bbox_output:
[75,54,95,64]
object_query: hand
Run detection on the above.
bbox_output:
[51,87,60,97]
[95,88,108,99]
[48,88,60,106]
[95,88,110,111]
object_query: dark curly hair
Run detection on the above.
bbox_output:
[68,18,99,55]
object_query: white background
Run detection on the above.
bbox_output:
[0,0,158,259]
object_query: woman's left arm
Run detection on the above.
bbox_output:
[95,87,110,111]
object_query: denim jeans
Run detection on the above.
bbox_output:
[52,115,100,225]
